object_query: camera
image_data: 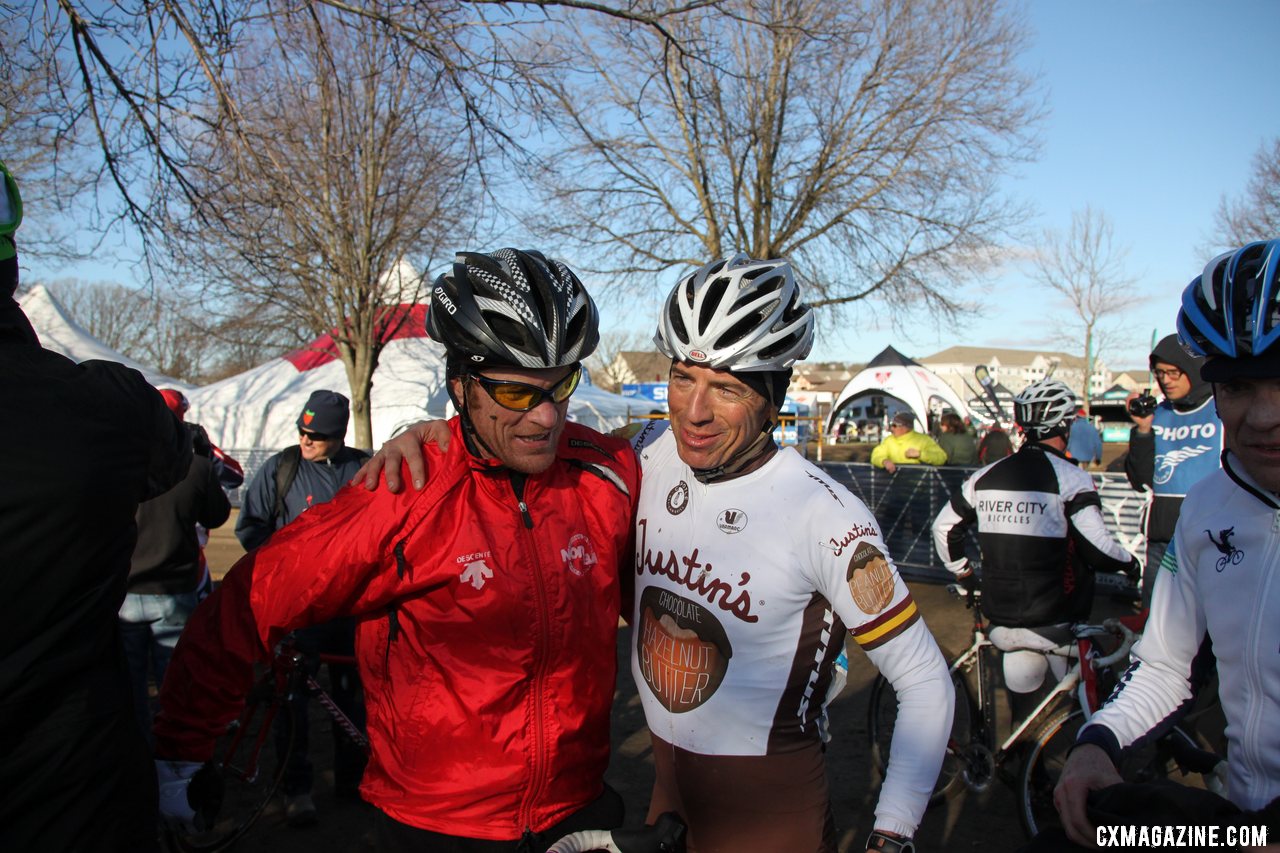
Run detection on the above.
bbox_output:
[1127,389,1157,418]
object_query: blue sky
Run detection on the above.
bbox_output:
[808,0,1280,371]
[26,1,1280,374]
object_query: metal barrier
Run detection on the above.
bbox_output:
[225,448,1149,596]
[812,462,1150,590]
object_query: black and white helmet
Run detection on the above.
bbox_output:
[1013,378,1076,439]
[654,254,815,372]
[426,248,599,369]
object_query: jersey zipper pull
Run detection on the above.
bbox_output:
[510,472,534,529]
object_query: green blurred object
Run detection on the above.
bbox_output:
[0,160,23,262]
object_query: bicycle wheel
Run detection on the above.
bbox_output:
[167,684,296,852]
[1017,707,1082,838]
[1019,710,1218,840]
[869,668,973,806]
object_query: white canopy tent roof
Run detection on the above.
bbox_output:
[827,346,972,432]
[187,304,643,451]
[18,284,193,390]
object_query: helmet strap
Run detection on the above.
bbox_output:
[691,420,779,484]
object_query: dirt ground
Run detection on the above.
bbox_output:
[198,517,1140,852]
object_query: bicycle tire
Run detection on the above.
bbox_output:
[1017,707,1082,838]
[868,668,973,807]
[167,684,296,852]
[1018,710,1217,840]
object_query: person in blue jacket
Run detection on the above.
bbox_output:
[1066,406,1103,468]
[1123,335,1222,606]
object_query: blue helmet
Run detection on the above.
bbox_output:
[1177,240,1280,378]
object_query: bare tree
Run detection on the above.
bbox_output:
[1029,208,1139,414]
[163,11,476,447]
[1213,137,1280,248]
[524,0,1042,320]
[23,1,719,250]
[35,278,209,380]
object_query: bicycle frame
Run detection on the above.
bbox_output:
[946,588,1138,764]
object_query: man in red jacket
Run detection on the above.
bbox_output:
[154,249,640,852]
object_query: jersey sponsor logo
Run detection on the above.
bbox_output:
[974,488,1065,536]
[459,556,494,590]
[805,471,844,505]
[715,508,747,534]
[568,437,610,457]
[636,517,758,623]
[433,285,457,315]
[636,586,732,713]
[633,417,661,452]
[561,533,598,576]
[850,595,919,651]
[1154,444,1215,485]
[1205,526,1244,572]
[845,542,895,613]
[821,522,879,556]
[666,480,690,515]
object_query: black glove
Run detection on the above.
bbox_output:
[1123,556,1141,581]
[957,565,978,604]
[187,422,213,459]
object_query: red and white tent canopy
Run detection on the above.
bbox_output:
[187,305,642,450]
[827,346,972,432]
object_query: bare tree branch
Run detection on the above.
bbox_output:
[1029,207,1139,413]
[524,0,1042,326]
[1213,136,1280,249]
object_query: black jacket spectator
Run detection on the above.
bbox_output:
[0,258,191,852]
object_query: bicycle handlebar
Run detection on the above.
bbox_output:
[546,813,686,853]
[1094,618,1137,669]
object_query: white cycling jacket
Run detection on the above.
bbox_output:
[1080,451,1280,811]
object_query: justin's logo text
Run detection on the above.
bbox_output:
[666,481,690,515]
[1205,527,1244,572]
[716,509,747,534]
[822,522,879,556]
[561,533,599,576]
[635,518,757,623]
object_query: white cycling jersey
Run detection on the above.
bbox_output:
[629,422,952,839]
[1081,451,1280,811]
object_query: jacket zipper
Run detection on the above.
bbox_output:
[512,474,552,834]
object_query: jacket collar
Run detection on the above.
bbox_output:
[1221,450,1280,510]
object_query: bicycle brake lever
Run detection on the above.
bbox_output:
[610,812,687,853]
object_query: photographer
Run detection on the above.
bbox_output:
[1123,334,1221,605]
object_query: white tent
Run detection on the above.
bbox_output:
[18,284,193,390]
[827,346,972,433]
[187,304,643,450]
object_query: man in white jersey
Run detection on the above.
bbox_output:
[360,255,952,853]
[1053,240,1280,848]
[628,254,952,853]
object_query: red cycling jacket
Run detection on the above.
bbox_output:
[155,419,640,840]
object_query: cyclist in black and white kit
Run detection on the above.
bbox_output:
[932,378,1139,721]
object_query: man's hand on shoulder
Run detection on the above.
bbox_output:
[353,420,450,493]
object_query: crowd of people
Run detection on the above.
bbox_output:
[1,148,1277,853]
